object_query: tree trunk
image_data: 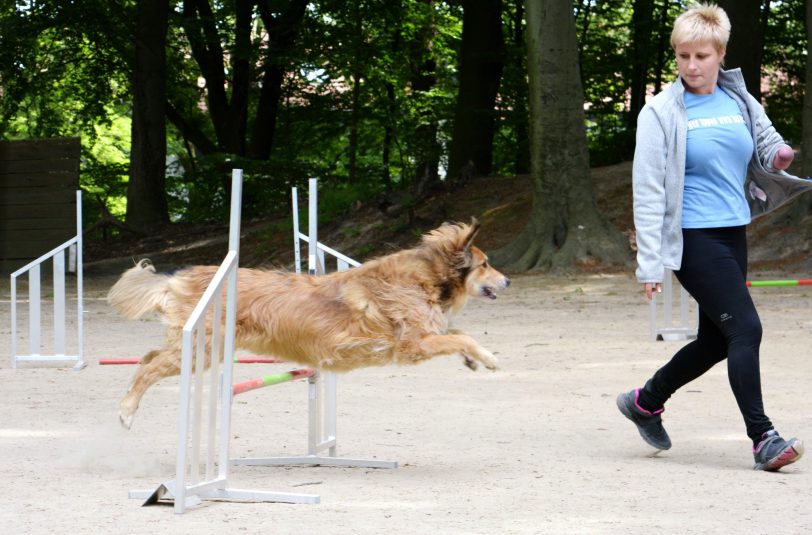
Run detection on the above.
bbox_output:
[490,0,629,271]
[382,82,395,190]
[511,0,530,175]
[652,0,672,95]
[127,0,169,231]
[789,0,812,218]
[446,0,504,183]
[409,0,441,198]
[349,71,361,183]
[803,0,812,180]
[717,0,764,100]
[172,0,307,159]
[627,0,656,156]
[248,0,309,159]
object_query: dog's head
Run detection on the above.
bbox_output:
[421,219,510,309]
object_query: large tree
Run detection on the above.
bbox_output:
[127,0,170,230]
[491,0,628,270]
[717,0,765,100]
[171,0,309,159]
[446,0,504,182]
[626,0,656,156]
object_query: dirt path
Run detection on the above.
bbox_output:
[1,272,810,534]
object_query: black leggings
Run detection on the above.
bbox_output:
[638,226,773,443]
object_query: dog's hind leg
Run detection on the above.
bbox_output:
[398,333,499,371]
[119,346,182,429]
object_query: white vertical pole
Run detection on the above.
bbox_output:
[76,190,84,363]
[308,178,318,275]
[175,330,195,514]
[306,178,322,456]
[649,294,657,342]
[11,275,17,368]
[53,250,66,355]
[29,265,41,356]
[663,271,673,327]
[327,259,350,455]
[326,372,337,456]
[206,294,222,481]
[218,170,242,479]
[307,374,319,455]
[190,327,207,485]
[292,187,301,274]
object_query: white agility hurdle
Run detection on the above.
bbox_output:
[649,269,696,341]
[10,190,85,370]
[232,178,397,469]
[129,170,320,513]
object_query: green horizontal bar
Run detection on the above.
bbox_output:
[748,280,798,287]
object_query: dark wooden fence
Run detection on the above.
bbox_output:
[0,138,81,274]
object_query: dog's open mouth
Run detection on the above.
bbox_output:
[482,286,498,299]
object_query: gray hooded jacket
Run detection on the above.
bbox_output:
[633,68,812,283]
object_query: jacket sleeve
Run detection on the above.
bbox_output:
[747,92,785,171]
[633,106,667,283]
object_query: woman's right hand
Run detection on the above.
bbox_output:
[644,282,662,300]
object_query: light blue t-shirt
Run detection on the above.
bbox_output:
[682,87,753,228]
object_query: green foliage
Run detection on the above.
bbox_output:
[762,0,806,145]
[576,0,634,165]
[2,0,811,234]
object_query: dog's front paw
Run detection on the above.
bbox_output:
[119,411,134,430]
[480,351,499,371]
[466,349,498,371]
[119,400,136,430]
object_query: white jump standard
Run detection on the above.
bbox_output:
[129,171,320,513]
[232,178,398,470]
[10,190,85,371]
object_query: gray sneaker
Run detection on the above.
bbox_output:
[753,430,804,471]
[617,388,672,450]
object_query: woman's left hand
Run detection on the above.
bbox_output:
[773,145,795,170]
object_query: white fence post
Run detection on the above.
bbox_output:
[10,190,85,370]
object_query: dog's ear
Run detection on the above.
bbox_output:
[461,218,481,252]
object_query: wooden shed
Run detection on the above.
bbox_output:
[0,138,81,274]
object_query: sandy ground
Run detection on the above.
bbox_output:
[1,270,811,535]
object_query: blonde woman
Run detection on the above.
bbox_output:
[617,2,811,470]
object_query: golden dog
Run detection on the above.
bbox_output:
[108,219,509,428]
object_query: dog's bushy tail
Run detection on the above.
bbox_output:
[107,259,172,319]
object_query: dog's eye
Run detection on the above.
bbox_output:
[481,261,489,269]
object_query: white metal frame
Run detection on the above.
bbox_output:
[10,190,85,371]
[231,178,397,470]
[649,269,697,341]
[129,170,319,513]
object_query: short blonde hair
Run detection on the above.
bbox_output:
[670,2,730,52]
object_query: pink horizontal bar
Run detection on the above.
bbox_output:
[99,355,285,366]
[232,368,316,396]
[99,359,141,365]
